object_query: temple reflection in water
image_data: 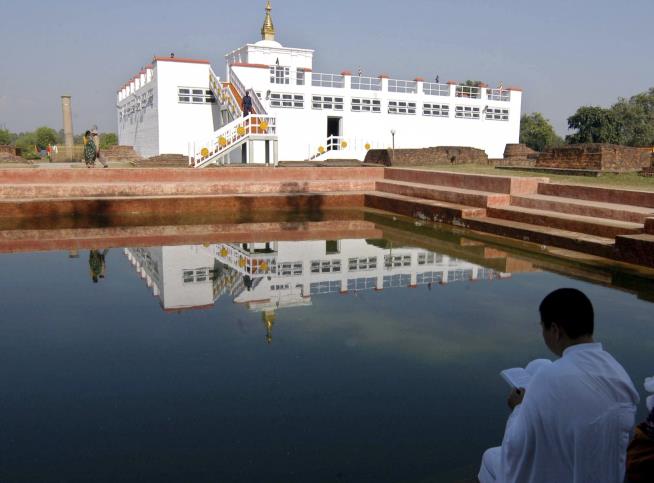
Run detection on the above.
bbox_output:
[125,239,511,338]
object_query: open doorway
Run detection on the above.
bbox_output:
[327,117,342,150]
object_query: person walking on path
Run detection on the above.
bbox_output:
[478,288,639,483]
[242,92,253,117]
[91,126,108,168]
[83,130,96,167]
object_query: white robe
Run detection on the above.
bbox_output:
[479,343,639,483]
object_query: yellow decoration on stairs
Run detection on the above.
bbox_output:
[239,257,246,268]
[220,247,228,257]
[318,146,325,154]
[218,136,228,147]
[237,126,246,136]
[365,143,371,150]
[200,147,209,158]
[259,121,269,132]
[260,262,269,271]
[341,140,348,149]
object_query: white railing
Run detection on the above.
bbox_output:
[423,82,450,96]
[351,76,382,91]
[229,66,246,97]
[388,79,417,94]
[308,136,385,160]
[228,66,267,115]
[311,73,345,88]
[455,85,481,99]
[486,88,510,102]
[189,114,277,168]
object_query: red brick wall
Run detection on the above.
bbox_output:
[364,146,489,166]
[536,144,651,171]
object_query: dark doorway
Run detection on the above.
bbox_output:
[327,117,341,150]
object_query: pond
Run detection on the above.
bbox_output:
[1,212,652,482]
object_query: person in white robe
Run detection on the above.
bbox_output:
[479,288,639,483]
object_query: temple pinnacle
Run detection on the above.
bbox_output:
[261,1,275,41]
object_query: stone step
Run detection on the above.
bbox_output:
[511,193,654,224]
[0,166,384,184]
[463,216,615,258]
[646,218,654,234]
[0,179,377,199]
[614,234,654,268]
[383,167,546,194]
[376,179,511,208]
[364,191,486,223]
[538,183,654,208]
[487,205,643,239]
[0,192,366,219]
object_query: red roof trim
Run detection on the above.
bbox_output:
[414,77,425,82]
[153,56,210,65]
[447,80,458,85]
[341,70,352,76]
[508,86,523,91]
[230,62,269,69]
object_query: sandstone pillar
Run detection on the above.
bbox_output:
[61,96,74,160]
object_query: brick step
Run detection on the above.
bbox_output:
[615,234,654,268]
[511,194,654,223]
[383,167,546,194]
[0,180,377,199]
[364,191,486,223]
[376,180,511,208]
[0,166,384,184]
[0,192,366,218]
[646,218,654,234]
[538,183,654,208]
[487,205,643,238]
[463,216,615,258]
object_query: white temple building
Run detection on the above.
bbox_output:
[117,2,522,165]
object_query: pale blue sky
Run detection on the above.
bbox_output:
[0,0,652,135]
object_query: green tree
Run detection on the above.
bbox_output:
[15,132,40,159]
[611,88,654,147]
[519,113,563,152]
[566,106,623,144]
[0,128,13,145]
[99,132,118,149]
[34,126,58,150]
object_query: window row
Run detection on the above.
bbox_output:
[310,260,342,273]
[178,87,215,104]
[267,93,509,120]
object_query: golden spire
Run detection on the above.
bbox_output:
[263,310,276,344]
[261,1,276,41]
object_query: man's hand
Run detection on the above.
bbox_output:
[507,387,525,410]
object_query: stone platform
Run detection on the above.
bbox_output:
[1,165,653,268]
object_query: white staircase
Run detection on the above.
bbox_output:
[189,114,277,168]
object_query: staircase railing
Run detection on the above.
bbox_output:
[210,66,241,120]
[228,65,268,115]
[189,114,277,168]
[308,136,384,161]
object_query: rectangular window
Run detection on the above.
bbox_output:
[310,259,342,273]
[312,95,344,110]
[347,277,377,291]
[455,105,480,119]
[278,262,303,276]
[178,87,214,104]
[417,252,444,265]
[388,79,418,94]
[270,93,304,108]
[455,85,481,99]
[296,69,305,86]
[270,66,290,84]
[423,103,449,117]
[388,100,416,115]
[310,280,342,295]
[348,256,378,271]
[351,76,382,91]
[416,271,443,284]
[485,107,509,121]
[352,97,381,113]
[384,254,411,268]
[487,89,510,102]
[383,273,411,288]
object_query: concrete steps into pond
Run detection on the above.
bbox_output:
[0,179,376,199]
[462,216,616,259]
[510,193,654,224]
[364,191,486,223]
[538,183,654,208]
[376,179,510,208]
[486,205,644,239]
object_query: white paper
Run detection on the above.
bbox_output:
[500,359,552,389]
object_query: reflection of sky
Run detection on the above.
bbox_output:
[0,249,652,483]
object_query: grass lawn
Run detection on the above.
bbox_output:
[412,164,654,192]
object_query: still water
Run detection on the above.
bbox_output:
[0,216,652,482]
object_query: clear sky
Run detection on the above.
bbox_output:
[0,0,652,135]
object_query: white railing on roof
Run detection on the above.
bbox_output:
[455,85,481,99]
[388,79,417,94]
[423,82,450,96]
[311,73,345,88]
[351,75,382,91]
[486,88,510,102]
[189,114,277,168]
